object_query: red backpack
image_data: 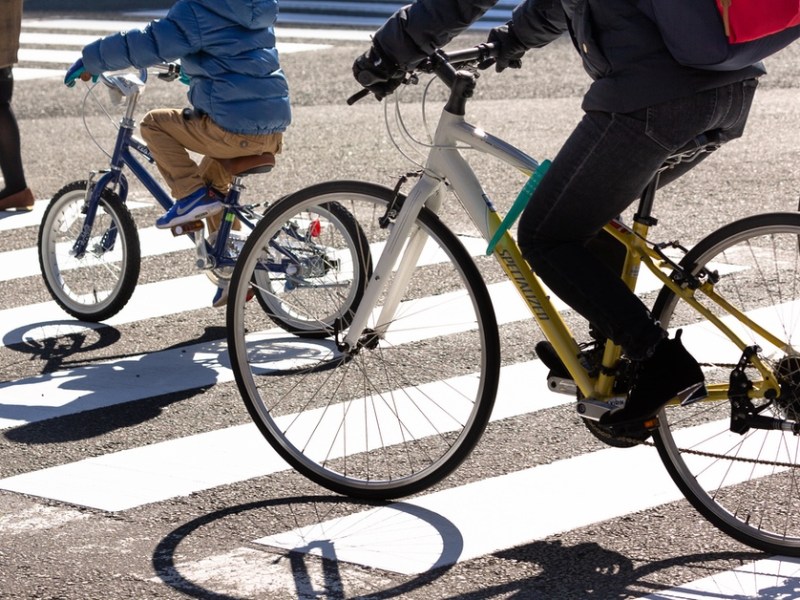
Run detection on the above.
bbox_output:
[641,0,800,70]
[719,0,800,42]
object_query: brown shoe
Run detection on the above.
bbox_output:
[0,188,35,211]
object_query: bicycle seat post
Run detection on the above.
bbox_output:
[633,174,660,227]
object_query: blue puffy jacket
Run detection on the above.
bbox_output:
[81,0,291,135]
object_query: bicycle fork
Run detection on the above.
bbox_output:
[338,174,442,352]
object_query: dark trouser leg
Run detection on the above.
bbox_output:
[0,67,27,199]
[518,80,757,359]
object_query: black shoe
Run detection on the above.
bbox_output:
[535,340,570,379]
[536,339,605,380]
[600,330,706,427]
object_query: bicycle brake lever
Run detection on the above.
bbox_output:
[347,88,370,105]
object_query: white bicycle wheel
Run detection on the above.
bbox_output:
[38,180,140,322]
[227,180,501,499]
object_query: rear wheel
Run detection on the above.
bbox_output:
[250,198,371,338]
[652,212,800,555]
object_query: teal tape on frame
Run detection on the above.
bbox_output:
[486,159,551,255]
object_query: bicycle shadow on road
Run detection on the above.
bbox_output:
[150,491,777,599]
[1,323,228,443]
[152,494,463,600]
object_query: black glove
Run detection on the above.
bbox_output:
[479,23,527,72]
[352,44,406,101]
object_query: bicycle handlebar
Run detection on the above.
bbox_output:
[347,43,499,105]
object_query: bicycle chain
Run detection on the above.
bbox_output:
[613,433,800,469]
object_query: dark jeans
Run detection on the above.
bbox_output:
[518,79,758,358]
[0,65,26,196]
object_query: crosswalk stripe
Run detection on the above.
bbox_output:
[254,442,679,574]
[0,274,218,348]
[1,225,192,282]
[0,360,561,511]
[637,556,800,599]
[2,231,492,347]
[0,275,546,426]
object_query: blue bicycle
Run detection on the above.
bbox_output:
[38,65,371,337]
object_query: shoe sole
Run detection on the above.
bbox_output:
[156,204,223,229]
[600,381,706,429]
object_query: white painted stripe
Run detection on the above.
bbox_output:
[0,233,492,346]
[23,19,374,41]
[0,199,151,232]
[0,275,217,349]
[0,333,229,430]
[0,275,545,428]
[22,19,152,32]
[255,443,678,574]
[18,48,82,64]
[0,360,563,510]
[637,556,800,599]
[1,225,192,283]
[19,32,107,46]
[17,43,328,69]
[256,427,781,575]
[0,199,46,229]
[12,67,65,81]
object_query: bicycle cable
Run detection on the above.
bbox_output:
[383,70,478,178]
[79,79,121,160]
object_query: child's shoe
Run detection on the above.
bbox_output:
[212,281,255,308]
[156,187,222,229]
[601,330,706,427]
[212,282,230,308]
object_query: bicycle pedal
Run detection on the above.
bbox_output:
[576,397,626,421]
[171,220,204,236]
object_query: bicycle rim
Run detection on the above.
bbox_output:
[38,181,140,322]
[227,180,500,499]
[251,199,371,338]
[652,212,800,554]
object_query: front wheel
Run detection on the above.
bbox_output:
[651,212,800,555]
[227,180,501,499]
[38,180,141,322]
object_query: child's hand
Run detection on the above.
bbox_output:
[64,59,98,87]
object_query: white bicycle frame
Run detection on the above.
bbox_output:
[340,90,594,395]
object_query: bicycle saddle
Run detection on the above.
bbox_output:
[216,153,276,177]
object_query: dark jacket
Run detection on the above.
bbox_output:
[82,0,291,135]
[373,0,764,113]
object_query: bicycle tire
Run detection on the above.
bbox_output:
[250,198,371,338]
[651,211,800,555]
[38,180,141,322]
[227,180,501,499]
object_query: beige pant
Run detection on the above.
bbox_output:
[139,108,283,200]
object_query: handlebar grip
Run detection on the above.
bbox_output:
[347,88,371,105]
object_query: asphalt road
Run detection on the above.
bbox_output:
[1,11,800,600]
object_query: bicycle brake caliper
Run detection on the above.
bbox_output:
[379,172,420,228]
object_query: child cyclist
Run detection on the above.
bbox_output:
[65,0,290,306]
